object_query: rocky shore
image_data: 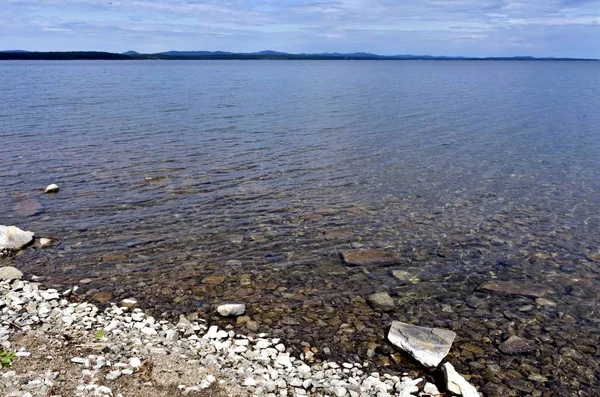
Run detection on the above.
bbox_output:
[0,262,485,397]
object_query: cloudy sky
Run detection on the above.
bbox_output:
[2,0,600,57]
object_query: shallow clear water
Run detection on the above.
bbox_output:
[2,60,600,395]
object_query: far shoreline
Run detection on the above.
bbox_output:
[0,51,597,62]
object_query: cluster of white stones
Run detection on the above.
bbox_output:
[0,272,452,397]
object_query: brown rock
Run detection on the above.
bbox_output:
[461,343,485,356]
[340,249,402,266]
[304,214,323,221]
[479,280,551,298]
[92,291,113,303]
[202,275,225,285]
[324,229,353,240]
[245,320,259,331]
[239,274,252,286]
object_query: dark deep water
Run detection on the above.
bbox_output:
[1,60,600,396]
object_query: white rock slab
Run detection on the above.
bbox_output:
[397,377,422,397]
[387,321,456,367]
[120,298,138,308]
[443,363,480,397]
[0,225,34,251]
[217,303,246,316]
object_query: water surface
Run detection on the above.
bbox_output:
[1,60,600,396]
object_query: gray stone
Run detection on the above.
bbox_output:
[387,321,456,367]
[390,270,412,281]
[498,336,537,355]
[367,292,395,310]
[217,303,246,317]
[0,226,34,251]
[442,363,479,397]
[0,266,23,281]
[166,329,179,342]
[341,249,402,266]
[535,298,556,307]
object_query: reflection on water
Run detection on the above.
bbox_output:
[1,60,600,396]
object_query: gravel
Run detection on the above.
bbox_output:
[0,272,475,396]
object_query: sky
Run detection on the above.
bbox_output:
[2,0,600,58]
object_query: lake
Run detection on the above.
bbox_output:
[1,60,600,396]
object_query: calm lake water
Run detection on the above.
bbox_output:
[2,60,600,396]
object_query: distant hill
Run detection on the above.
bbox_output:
[1,49,597,61]
[158,51,232,56]
[0,51,130,60]
[316,52,380,58]
[253,50,288,55]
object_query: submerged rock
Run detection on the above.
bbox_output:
[217,303,246,317]
[0,225,35,252]
[443,363,479,397]
[45,184,60,193]
[0,266,23,281]
[535,297,556,307]
[202,275,225,285]
[340,249,402,266]
[387,321,456,367]
[367,292,395,310]
[390,269,420,284]
[13,198,43,217]
[478,280,551,298]
[498,336,537,355]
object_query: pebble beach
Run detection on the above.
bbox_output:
[0,261,469,397]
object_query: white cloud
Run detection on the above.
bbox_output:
[1,0,599,56]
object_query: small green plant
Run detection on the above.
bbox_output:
[0,350,16,368]
[94,330,106,339]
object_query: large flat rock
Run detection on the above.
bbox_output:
[479,280,551,298]
[0,225,35,251]
[387,321,456,367]
[340,249,402,266]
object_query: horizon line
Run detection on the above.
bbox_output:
[0,49,597,61]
